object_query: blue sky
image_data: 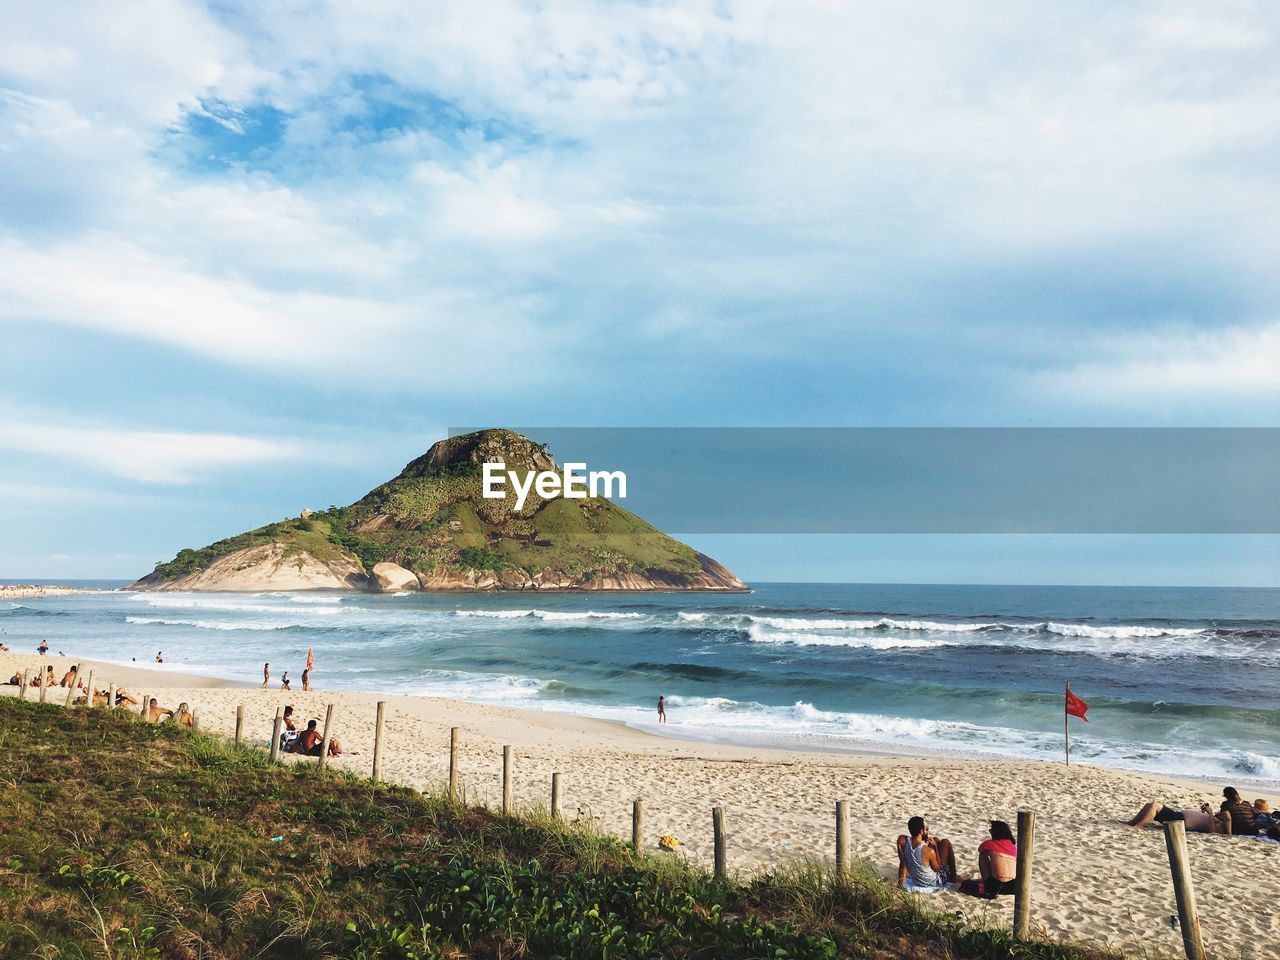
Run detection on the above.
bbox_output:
[1,1,1278,585]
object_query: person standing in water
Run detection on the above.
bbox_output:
[657,696,667,723]
[301,668,310,691]
[281,671,291,690]
[262,663,270,688]
[155,651,164,663]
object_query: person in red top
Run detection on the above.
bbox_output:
[959,820,1018,898]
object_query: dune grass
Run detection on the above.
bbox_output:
[0,697,1130,959]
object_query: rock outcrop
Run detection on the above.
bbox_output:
[371,562,419,592]
[132,429,747,593]
[130,544,368,593]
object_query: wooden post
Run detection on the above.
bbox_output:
[39,673,48,703]
[448,727,459,799]
[1064,681,1071,766]
[372,701,386,782]
[234,704,244,745]
[65,666,81,709]
[317,704,334,770]
[84,670,95,708]
[108,684,116,710]
[712,806,727,880]
[551,772,561,819]
[269,707,283,763]
[1013,810,1036,940]
[835,800,850,877]
[1164,820,1207,960]
[140,694,149,717]
[191,710,199,732]
[502,745,513,815]
[632,799,644,851]
[19,670,29,699]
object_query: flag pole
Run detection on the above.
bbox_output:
[1064,681,1070,767]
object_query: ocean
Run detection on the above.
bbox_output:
[4,581,1278,784]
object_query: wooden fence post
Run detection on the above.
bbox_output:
[550,772,561,819]
[108,685,116,710]
[140,694,149,717]
[835,800,850,877]
[19,670,29,700]
[269,707,284,763]
[502,745,513,815]
[84,670,94,708]
[448,727,459,799]
[372,701,386,782]
[65,666,81,709]
[1013,810,1036,939]
[632,799,644,851]
[712,806,727,880]
[1164,820,1207,960]
[317,704,334,770]
[191,710,199,732]
[234,704,244,745]
[39,673,48,703]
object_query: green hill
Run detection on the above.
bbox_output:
[131,429,745,592]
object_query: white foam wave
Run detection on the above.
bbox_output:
[454,609,643,621]
[290,595,343,605]
[1042,622,1205,639]
[134,595,343,616]
[754,615,994,633]
[746,623,947,649]
[126,615,300,632]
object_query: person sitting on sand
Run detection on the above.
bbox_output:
[959,820,1018,897]
[0,642,8,652]
[1127,801,1228,834]
[146,698,174,723]
[897,816,957,893]
[280,705,300,752]
[298,719,346,757]
[6,672,19,685]
[1221,787,1258,835]
[59,666,77,687]
[170,703,194,728]
[1253,800,1277,832]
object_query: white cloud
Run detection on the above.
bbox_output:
[1038,320,1280,407]
[0,418,314,484]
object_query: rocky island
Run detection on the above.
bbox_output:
[130,429,745,593]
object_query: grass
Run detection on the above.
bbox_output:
[0,697,1133,960]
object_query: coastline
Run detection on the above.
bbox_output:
[4,649,1278,956]
[0,584,110,600]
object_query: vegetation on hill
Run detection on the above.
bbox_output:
[0,697,1122,960]
[144,429,722,588]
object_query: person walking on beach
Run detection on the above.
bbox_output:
[657,696,667,723]
[262,663,270,688]
[301,668,310,691]
[37,640,48,655]
[281,671,291,690]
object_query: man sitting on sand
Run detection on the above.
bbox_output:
[146,698,174,723]
[170,703,194,728]
[114,689,140,707]
[897,816,957,893]
[1127,801,1229,834]
[298,719,346,757]
[59,666,77,687]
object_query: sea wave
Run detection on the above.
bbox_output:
[745,623,948,649]
[454,609,644,621]
[125,615,303,632]
[1041,622,1205,639]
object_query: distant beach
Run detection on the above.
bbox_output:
[0,583,108,601]
[3,647,1277,956]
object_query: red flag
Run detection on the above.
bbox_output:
[1066,687,1088,722]
[306,647,315,672]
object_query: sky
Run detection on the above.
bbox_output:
[1,1,1278,585]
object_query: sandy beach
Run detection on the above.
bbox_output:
[0,584,106,601]
[3,650,1276,958]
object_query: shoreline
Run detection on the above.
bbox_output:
[1,584,111,600]
[4,649,1278,955]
